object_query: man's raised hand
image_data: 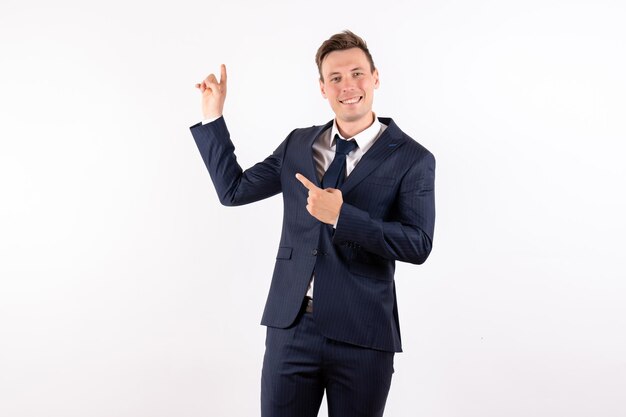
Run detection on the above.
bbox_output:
[195,64,227,120]
[295,173,343,225]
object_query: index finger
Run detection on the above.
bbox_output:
[295,173,318,191]
[220,64,227,86]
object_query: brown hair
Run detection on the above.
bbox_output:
[315,30,376,81]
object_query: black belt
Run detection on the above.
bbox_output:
[304,297,313,313]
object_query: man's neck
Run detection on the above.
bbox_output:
[336,113,376,138]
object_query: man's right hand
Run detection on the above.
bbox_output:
[195,64,227,120]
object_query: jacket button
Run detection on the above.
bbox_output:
[312,249,318,256]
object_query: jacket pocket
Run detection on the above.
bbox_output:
[276,246,293,260]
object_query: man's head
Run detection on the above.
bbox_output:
[316,31,380,135]
[315,30,376,81]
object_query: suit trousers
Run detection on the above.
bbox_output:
[261,301,395,417]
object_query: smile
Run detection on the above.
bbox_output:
[339,96,363,105]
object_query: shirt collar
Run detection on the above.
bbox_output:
[329,114,383,150]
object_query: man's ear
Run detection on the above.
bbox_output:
[319,79,327,98]
[373,69,380,89]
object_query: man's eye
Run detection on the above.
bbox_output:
[331,77,340,82]
[353,72,363,77]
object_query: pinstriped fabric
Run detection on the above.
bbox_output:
[190,116,435,353]
[261,309,394,417]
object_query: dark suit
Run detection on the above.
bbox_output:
[190,116,435,415]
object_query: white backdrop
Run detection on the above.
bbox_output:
[1,1,625,416]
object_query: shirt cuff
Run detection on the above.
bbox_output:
[201,116,220,125]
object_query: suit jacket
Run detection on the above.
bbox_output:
[190,116,435,352]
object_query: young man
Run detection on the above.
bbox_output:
[191,30,435,417]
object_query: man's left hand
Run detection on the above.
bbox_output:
[295,173,342,225]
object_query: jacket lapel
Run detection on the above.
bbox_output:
[340,118,406,195]
[306,120,334,187]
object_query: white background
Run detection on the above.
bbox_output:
[1,0,625,416]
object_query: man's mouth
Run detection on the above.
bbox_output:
[339,96,363,105]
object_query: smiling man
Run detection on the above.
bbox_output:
[319,46,379,137]
[190,30,436,417]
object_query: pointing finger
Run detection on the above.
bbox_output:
[295,173,319,191]
[220,64,227,88]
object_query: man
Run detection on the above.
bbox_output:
[190,30,435,417]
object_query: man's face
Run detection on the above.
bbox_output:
[319,47,379,128]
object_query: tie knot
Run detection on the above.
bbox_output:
[334,134,358,156]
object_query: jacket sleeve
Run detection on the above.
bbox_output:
[190,116,288,206]
[332,151,436,265]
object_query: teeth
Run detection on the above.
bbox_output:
[341,97,361,104]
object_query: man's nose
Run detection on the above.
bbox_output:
[340,78,356,91]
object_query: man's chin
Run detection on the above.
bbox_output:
[336,111,372,124]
